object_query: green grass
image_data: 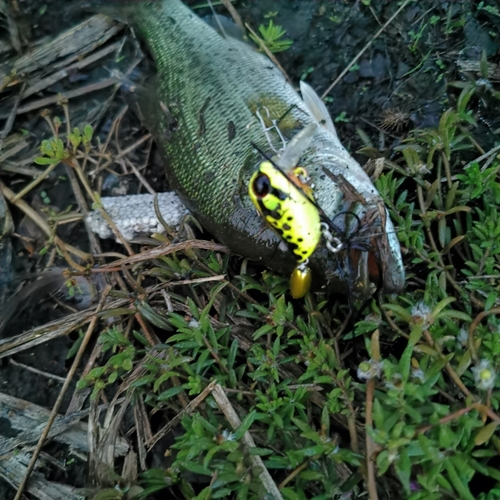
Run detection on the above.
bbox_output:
[249,19,293,54]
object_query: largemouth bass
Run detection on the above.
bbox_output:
[110,0,405,297]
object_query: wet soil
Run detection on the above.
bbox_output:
[0,0,499,497]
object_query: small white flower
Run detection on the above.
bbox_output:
[221,429,236,442]
[471,360,496,390]
[387,448,400,464]
[329,446,340,457]
[457,328,468,345]
[364,313,381,324]
[188,318,200,328]
[416,163,431,175]
[411,368,425,381]
[411,302,432,328]
[357,359,383,381]
[476,78,492,90]
[385,373,404,391]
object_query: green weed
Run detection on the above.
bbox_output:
[249,20,293,53]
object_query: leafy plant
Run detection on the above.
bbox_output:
[249,20,293,53]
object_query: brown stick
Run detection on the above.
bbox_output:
[17,78,120,115]
[366,330,380,500]
[211,383,284,500]
[93,240,230,270]
[0,180,91,266]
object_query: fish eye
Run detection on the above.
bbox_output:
[252,173,271,198]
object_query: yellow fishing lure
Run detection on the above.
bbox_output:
[249,161,321,298]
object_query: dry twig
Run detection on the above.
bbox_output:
[211,383,284,500]
[244,23,292,85]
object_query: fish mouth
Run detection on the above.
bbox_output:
[314,166,405,300]
[362,202,405,294]
[312,197,405,301]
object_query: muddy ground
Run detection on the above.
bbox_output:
[0,0,499,498]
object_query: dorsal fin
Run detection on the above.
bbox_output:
[300,81,337,139]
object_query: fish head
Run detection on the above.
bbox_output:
[309,202,405,301]
[303,146,405,301]
[246,141,405,301]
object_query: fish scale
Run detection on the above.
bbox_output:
[104,0,405,295]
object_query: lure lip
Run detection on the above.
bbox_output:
[289,262,312,299]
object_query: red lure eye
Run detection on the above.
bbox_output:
[252,173,271,198]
